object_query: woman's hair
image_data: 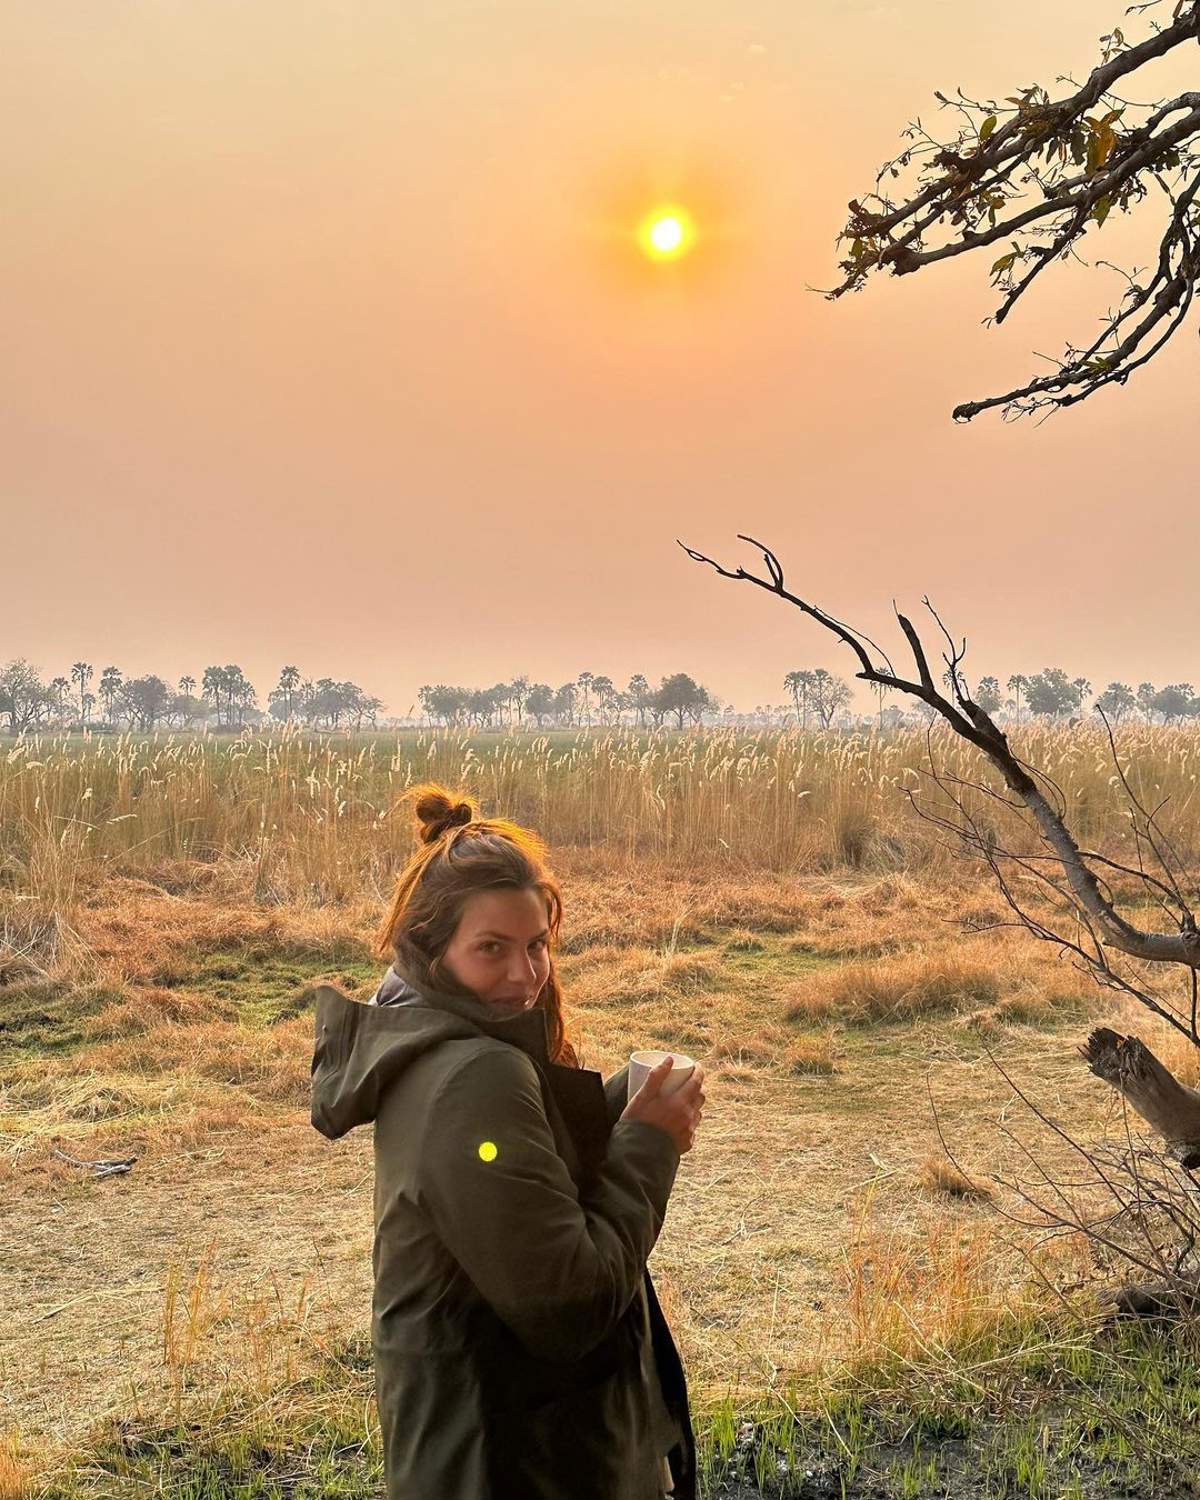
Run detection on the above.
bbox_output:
[375,782,578,1068]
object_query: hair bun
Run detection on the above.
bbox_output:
[412,786,478,845]
[441,801,474,834]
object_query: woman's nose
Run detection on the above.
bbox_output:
[509,950,537,982]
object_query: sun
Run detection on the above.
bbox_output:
[650,215,683,253]
[638,204,695,261]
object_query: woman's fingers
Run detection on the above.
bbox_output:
[637,1057,675,1099]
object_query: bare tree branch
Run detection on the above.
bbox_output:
[682,535,1200,1184]
[680,536,1200,970]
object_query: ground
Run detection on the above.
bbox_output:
[2,848,1196,1497]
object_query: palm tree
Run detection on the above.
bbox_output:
[591,675,616,725]
[179,674,196,698]
[275,665,301,720]
[872,679,889,731]
[221,665,255,726]
[49,677,70,720]
[1007,674,1028,726]
[626,674,650,729]
[202,666,229,727]
[99,666,123,725]
[576,672,595,727]
[71,662,93,723]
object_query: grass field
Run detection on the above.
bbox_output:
[4,727,1200,1497]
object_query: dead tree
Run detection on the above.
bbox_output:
[680,534,1200,1306]
[826,0,1200,420]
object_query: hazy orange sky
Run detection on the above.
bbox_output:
[4,2,1195,716]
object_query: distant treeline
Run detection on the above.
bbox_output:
[0,661,382,734]
[0,661,724,735]
[784,667,1200,728]
[418,674,720,729]
[4,656,1197,737]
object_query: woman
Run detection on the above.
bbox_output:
[310,782,706,1500]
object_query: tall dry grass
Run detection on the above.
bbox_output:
[0,1429,35,1500]
[3,722,1198,915]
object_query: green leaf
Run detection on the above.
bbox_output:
[979,115,997,143]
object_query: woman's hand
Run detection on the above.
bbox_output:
[619,1057,705,1155]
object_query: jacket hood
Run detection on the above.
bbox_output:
[309,964,556,1140]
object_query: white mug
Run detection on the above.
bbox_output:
[627,1049,695,1105]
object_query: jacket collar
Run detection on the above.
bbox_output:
[381,964,612,1184]
[380,963,553,1065]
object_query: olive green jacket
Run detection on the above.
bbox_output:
[310,967,697,1500]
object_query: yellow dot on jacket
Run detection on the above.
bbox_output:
[478,1141,498,1162]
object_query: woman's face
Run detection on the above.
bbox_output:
[439,886,553,1013]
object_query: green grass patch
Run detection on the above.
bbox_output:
[35,1318,1200,1499]
[698,1316,1200,1497]
[157,939,379,1025]
[0,978,127,1059]
[47,1416,381,1499]
[43,1334,382,1499]
[719,936,834,981]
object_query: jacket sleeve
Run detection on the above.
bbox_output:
[603,1063,631,1129]
[415,1045,679,1364]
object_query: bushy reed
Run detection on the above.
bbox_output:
[3,721,1198,909]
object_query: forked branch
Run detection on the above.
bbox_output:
[679,533,1200,970]
[681,534,1200,1159]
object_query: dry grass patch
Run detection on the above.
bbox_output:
[778,874,962,960]
[3,1012,313,1175]
[554,851,823,948]
[1141,1013,1200,1093]
[785,949,1003,1025]
[722,928,767,952]
[0,954,40,988]
[835,1213,1091,1368]
[0,1428,40,1500]
[80,1017,312,1104]
[627,952,721,998]
[956,968,1099,1036]
[569,986,740,1077]
[918,1153,993,1201]
[785,935,1101,1031]
[709,1023,838,1077]
[80,986,238,1040]
[3,1066,184,1124]
[58,873,377,991]
[558,944,723,1006]
[1,1057,283,1182]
